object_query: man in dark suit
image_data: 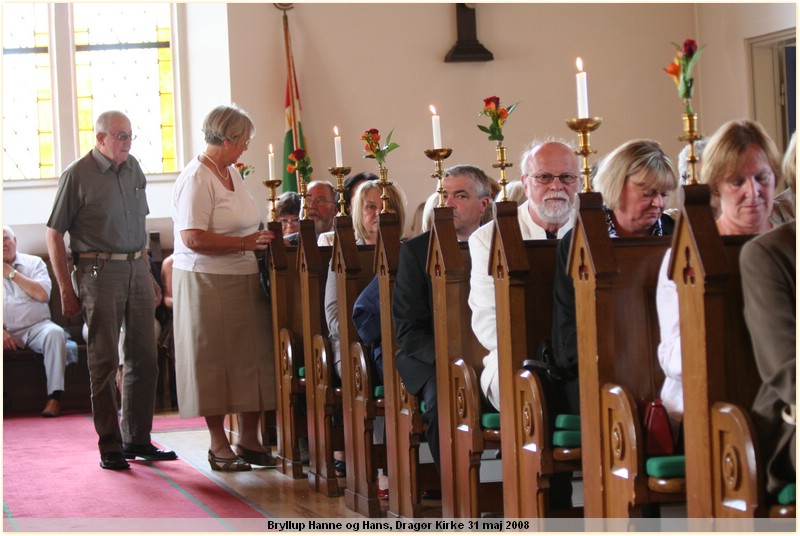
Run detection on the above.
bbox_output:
[392,165,493,473]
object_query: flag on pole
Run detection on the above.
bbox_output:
[281,9,307,192]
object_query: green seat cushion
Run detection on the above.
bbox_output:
[777,483,795,505]
[555,414,581,431]
[373,385,384,398]
[552,430,581,447]
[298,366,305,378]
[645,455,686,478]
[481,412,501,430]
[420,400,426,413]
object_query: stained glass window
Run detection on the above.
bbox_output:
[2,3,177,181]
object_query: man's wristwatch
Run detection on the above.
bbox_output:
[8,269,17,281]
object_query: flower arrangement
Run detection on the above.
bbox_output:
[234,162,255,180]
[477,96,518,143]
[361,128,399,168]
[663,39,705,115]
[287,148,313,179]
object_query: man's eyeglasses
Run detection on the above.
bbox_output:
[307,196,333,206]
[528,173,579,185]
[106,132,137,142]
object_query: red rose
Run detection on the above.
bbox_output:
[484,96,500,108]
[682,39,698,59]
[290,149,306,161]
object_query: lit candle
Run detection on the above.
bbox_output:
[268,144,275,180]
[333,126,343,167]
[576,58,589,119]
[430,105,442,149]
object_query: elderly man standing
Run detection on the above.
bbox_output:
[393,165,495,475]
[46,110,175,470]
[3,226,67,417]
[468,139,579,411]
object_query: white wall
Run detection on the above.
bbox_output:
[3,2,796,255]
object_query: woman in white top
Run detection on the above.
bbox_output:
[656,119,780,440]
[172,104,277,472]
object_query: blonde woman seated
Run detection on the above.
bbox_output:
[657,119,780,443]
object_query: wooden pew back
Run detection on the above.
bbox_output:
[568,192,672,518]
[428,207,502,518]
[376,212,430,518]
[267,220,306,478]
[297,220,336,495]
[332,215,383,517]
[670,185,762,518]
[490,201,574,517]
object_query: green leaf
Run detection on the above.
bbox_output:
[385,142,399,152]
[478,125,491,134]
[364,154,376,160]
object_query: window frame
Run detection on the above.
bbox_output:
[3,2,184,183]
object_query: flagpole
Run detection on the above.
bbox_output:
[282,9,300,153]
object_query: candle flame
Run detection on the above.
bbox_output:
[576,57,584,72]
[429,105,437,115]
[333,126,339,136]
[269,143,273,154]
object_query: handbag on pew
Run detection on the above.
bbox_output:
[644,398,674,456]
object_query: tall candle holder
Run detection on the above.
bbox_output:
[424,148,453,207]
[492,143,513,201]
[263,179,283,222]
[566,117,603,192]
[297,175,309,220]
[376,165,394,213]
[328,166,352,216]
[679,107,702,185]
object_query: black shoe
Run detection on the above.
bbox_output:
[122,443,178,461]
[100,451,131,470]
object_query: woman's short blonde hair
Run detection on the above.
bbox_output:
[701,119,782,193]
[201,104,254,146]
[352,180,406,242]
[593,139,678,210]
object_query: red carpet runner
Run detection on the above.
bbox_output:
[3,412,269,531]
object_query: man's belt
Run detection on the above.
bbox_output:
[77,251,142,261]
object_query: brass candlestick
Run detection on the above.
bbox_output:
[566,117,603,192]
[377,164,393,213]
[329,166,352,216]
[424,148,454,207]
[492,143,513,201]
[263,179,283,222]
[297,174,309,220]
[679,110,702,185]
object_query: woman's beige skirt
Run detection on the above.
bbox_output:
[173,269,276,418]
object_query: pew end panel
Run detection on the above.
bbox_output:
[267,222,306,479]
[312,334,345,497]
[669,184,762,518]
[376,212,427,518]
[298,222,334,494]
[332,215,384,517]
[429,207,503,518]
[570,191,678,518]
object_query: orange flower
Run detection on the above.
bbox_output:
[663,54,681,87]
[287,163,297,173]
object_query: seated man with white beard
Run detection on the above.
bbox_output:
[468,139,580,411]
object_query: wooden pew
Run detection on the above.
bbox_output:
[266,218,307,478]
[331,216,385,517]
[375,212,431,518]
[428,207,503,518]
[297,221,338,495]
[670,185,793,520]
[568,192,682,519]
[489,201,581,517]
